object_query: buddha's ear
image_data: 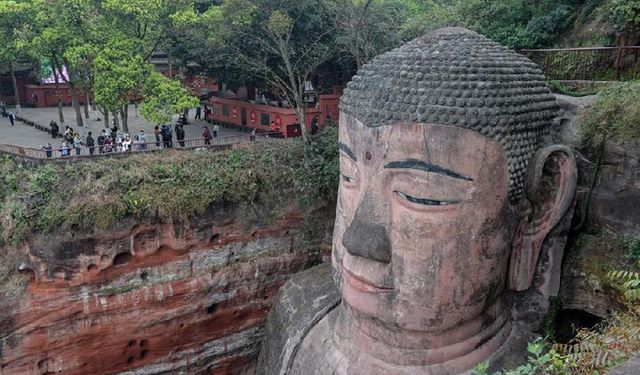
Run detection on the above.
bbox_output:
[508,145,577,292]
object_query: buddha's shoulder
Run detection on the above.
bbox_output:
[257,263,340,375]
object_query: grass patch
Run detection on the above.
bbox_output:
[580,81,640,146]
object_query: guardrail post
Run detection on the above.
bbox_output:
[615,47,622,80]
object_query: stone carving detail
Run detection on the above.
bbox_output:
[257,27,577,375]
[340,27,559,203]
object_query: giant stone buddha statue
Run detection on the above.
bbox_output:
[257,27,577,375]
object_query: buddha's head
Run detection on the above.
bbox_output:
[333,28,577,335]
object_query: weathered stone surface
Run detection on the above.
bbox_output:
[258,27,579,375]
[553,93,640,234]
[256,263,339,375]
[340,27,559,202]
[0,207,333,375]
[606,356,640,375]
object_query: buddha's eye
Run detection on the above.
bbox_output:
[340,154,359,188]
[394,191,460,206]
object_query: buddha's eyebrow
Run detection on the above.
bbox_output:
[384,159,473,181]
[338,142,357,162]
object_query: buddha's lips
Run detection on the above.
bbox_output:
[343,267,393,293]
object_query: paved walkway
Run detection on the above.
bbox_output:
[0,106,243,149]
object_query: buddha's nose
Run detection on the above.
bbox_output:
[341,200,391,263]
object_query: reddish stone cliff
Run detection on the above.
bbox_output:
[0,206,333,374]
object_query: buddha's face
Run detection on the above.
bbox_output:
[332,114,518,332]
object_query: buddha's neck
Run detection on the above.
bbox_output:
[331,299,512,369]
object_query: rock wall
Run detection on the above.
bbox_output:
[0,205,333,375]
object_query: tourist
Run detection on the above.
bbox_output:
[270,120,276,134]
[311,114,319,135]
[202,126,212,145]
[97,130,106,154]
[49,121,59,138]
[0,101,6,117]
[110,124,118,141]
[42,143,53,158]
[60,141,71,157]
[176,123,186,147]
[122,133,132,151]
[115,132,123,152]
[138,129,147,150]
[73,134,82,155]
[63,126,72,143]
[161,124,173,148]
[195,106,202,120]
[132,135,142,150]
[204,105,210,121]
[8,111,15,126]
[103,136,113,153]
[213,123,219,138]
[154,125,161,148]
[86,131,95,155]
[250,129,256,142]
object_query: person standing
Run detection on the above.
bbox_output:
[50,121,59,138]
[42,143,53,158]
[161,124,173,148]
[60,141,71,157]
[213,123,219,138]
[73,134,82,155]
[311,114,319,135]
[122,134,132,151]
[176,123,186,147]
[138,129,147,150]
[86,132,95,155]
[202,126,212,145]
[97,131,106,154]
[154,125,161,148]
[8,111,15,126]
[195,106,202,120]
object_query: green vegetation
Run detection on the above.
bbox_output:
[581,81,640,146]
[609,0,640,34]
[0,128,338,247]
[617,234,640,263]
[547,80,602,97]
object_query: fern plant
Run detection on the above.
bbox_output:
[607,261,640,303]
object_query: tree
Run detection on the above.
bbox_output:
[200,0,337,143]
[608,0,640,42]
[331,0,407,69]
[31,0,97,129]
[0,0,32,113]
[139,71,199,125]
[93,40,149,131]
[94,0,197,131]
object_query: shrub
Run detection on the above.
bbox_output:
[580,81,640,146]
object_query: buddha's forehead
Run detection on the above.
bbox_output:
[339,114,507,175]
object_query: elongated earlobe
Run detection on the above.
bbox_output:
[508,145,578,292]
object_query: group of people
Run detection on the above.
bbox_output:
[43,122,150,157]
[39,108,227,158]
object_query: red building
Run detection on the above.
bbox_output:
[208,94,340,138]
[0,63,31,106]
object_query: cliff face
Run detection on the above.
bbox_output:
[0,206,333,375]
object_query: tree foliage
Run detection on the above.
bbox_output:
[609,0,640,34]
[140,71,199,125]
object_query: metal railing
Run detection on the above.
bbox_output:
[520,46,640,81]
[0,133,279,160]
